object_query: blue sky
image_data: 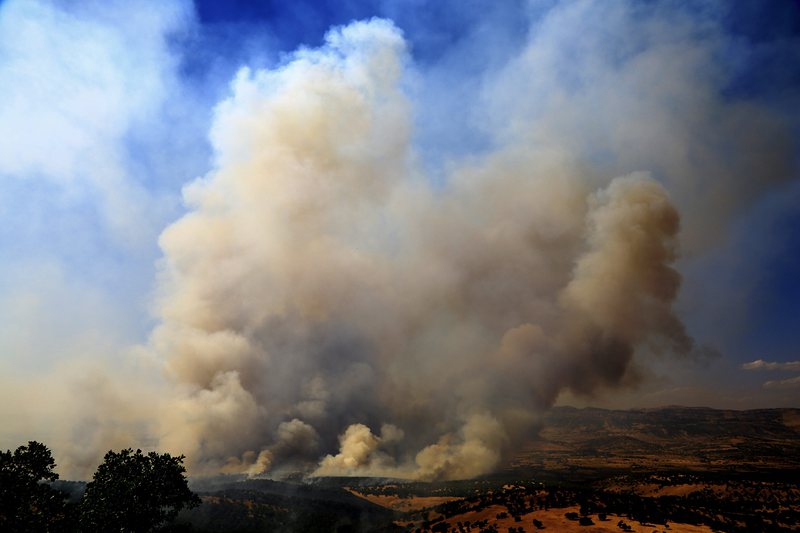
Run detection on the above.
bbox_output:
[0,0,799,475]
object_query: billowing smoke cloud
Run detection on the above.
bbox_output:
[0,0,202,477]
[314,423,404,478]
[147,4,774,479]
[2,0,797,480]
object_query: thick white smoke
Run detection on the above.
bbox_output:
[3,0,794,481]
[148,13,728,479]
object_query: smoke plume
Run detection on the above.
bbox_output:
[2,0,796,481]
[149,12,728,479]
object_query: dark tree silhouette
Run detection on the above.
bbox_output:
[0,441,71,532]
[79,448,200,532]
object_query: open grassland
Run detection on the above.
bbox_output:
[176,407,800,532]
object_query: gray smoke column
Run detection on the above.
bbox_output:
[148,7,790,479]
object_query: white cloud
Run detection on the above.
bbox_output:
[0,0,193,247]
[764,376,800,389]
[742,359,800,372]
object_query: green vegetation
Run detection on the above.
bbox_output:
[0,442,199,532]
[80,448,200,532]
[0,441,74,532]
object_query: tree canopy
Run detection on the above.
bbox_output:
[1,442,200,532]
[0,441,72,532]
[79,448,200,532]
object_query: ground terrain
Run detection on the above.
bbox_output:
[166,406,800,531]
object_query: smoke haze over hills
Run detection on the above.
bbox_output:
[0,0,797,479]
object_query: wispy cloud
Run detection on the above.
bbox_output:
[742,359,800,390]
[764,376,800,389]
[742,359,800,372]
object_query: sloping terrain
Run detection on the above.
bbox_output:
[510,406,800,475]
[176,478,402,532]
[129,407,800,531]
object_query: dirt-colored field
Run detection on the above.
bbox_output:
[509,406,800,476]
[604,482,707,497]
[407,504,715,533]
[348,490,461,512]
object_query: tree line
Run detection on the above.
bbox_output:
[0,441,200,532]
